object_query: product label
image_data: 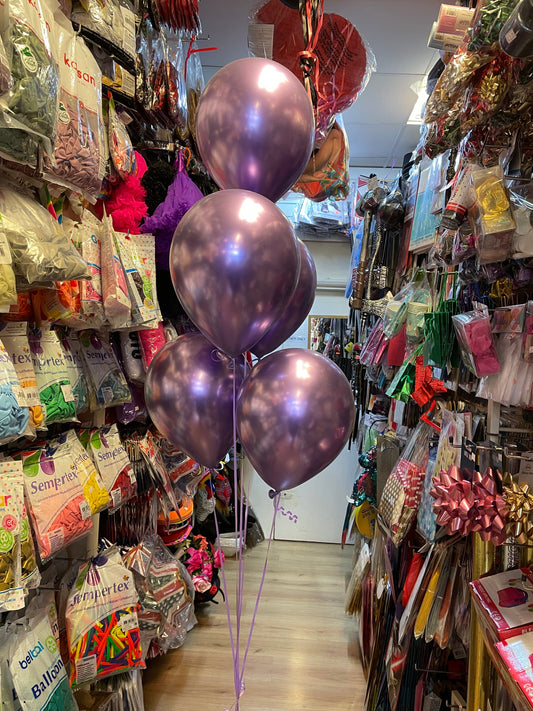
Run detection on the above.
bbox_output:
[29,330,70,393]
[1,324,41,407]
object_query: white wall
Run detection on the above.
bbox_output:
[245,240,358,544]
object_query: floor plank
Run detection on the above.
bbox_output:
[143,540,366,710]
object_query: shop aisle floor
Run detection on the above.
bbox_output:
[143,539,365,710]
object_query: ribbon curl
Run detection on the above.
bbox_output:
[430,465,508,545]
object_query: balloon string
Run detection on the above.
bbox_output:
[232,356,243,711]
[239,492,281,686]
[214,500,237,675]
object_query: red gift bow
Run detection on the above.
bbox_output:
[430,465,507,545]
[411,356,447,407]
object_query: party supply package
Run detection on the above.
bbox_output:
[471,568,533,642]
[66,547,143,688]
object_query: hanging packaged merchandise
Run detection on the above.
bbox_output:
[468,0,521,50]
[114,232,158,326]
[185,38,205,144]
[523,301,533,363]
[123,534,194,656]
[9,613,78,711]
[0,336,29,443]
[152,0,200,33]
[0,629,18,711]
[20,502,39,591]
[452,309,500,377]
[460,51,517,132]
[53,429,110,515]
[28,326,77,425]
[32,281,83,329]
[510,182,533,257]
[137,429,179,515]
[108,95,136,180]
[128,234,159,321]
[0,321,43,425]
[67,213,105,329]
[100,215,131,329]
[79,424,136,510]
[66,547,143,688]
[405,275,433,345]
[477,332,533,407]
[440,162,477,230]
[378,421,432,546]
[120,330,145,383]
[57,331,90,415]
[0,460,24,611]
[0,0,59,161]
[0,292,33,322]
[471,166,516,261]
[116,380,146,425]
[138,322,166,370]
[167,35,187,134]
[78,330,130,408]
[382,271,428,339]
[20,439,93,561]
[424,47,493,123]
[43,14,105,202]
[0,217,17,311]
[71,0,136,61]
[0,185,90,289]
[0,0,10,98]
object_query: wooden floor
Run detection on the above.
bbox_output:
[143,540,367,710]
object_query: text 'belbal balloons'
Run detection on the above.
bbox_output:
[237,349,356,492]
[145,332,243,468]
[170,189,300,358]
[196,57,315,203]
[252,239,317,358]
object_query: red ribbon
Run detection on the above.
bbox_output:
[430,465,507,545]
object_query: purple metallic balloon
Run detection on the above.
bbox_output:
[237,349,356,492]
[196,57,315,203]
[252,240,317,358]
[145,333,243,468]
[170,189,300,357]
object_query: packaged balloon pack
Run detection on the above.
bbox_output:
[8,612,78,711]
[28,326,77,425]
[79,424,136,510]
[19,439,93,561]
[0,460,24,611]
[100,216,131,329]
[0,336,29,444]
[78,330,131,408]
[58,331,90,415]
[66,547,143,688]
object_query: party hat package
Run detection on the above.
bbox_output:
[66,547,143,688]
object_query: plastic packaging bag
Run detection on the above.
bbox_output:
[78,330,130,408]
[115,231,158,327]
[0,0,59,159]
[100,215,131,329]
[452,310,500,377]
[71,0,136,60]
[0,322,43,432]
[523,301,533,363]
[58,331,90,415]
[53,429,110,515]
[138,322,166,369]
[79,424,136,510]
[472,165,515,236]
[0,460,24,611]
[0,336,29,443]
[67,213,105,329]
[29,326,77,425]
[66,547,143,688]
[44,16,105,202]
[20,440,92,561]
[109,96,136,180]
[9,613,78,711]
[120,330,145,383]
[0,223,17,310]
[0,185,90,289]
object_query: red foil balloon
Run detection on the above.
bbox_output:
[170,189,300,357]
[251,239,317,358]
[195,57,314,202]
[145,333,243,468]
[237,348,355,491]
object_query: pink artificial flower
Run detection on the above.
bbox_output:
[192,576,211,593]
[214,549,225,568]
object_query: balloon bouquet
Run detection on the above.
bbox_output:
[144,56,356,708]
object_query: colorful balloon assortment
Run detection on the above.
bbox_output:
[146,56,356,493]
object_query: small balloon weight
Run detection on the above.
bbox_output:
[237,348,356,491]
[170,189,300,357]
[145,332,243,468]
[252,239,317,358]
[195,57,314,203]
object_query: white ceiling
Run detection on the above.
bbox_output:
[197,0,444,169]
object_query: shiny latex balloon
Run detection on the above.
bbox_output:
[251,239,317,358]
[195,57,314,203]
[145,332,243,468]
[169,189,300,357]
[237,348,356,491]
